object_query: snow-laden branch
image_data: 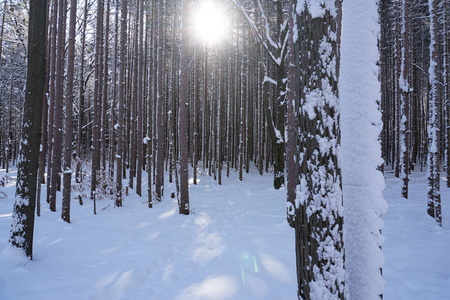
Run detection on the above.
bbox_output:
[230,0,281,66]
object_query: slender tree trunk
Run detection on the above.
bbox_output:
[109,0,119,176]
[46,0,57,204]
[101,0,110,171]
[193,45,200,185]
[62,0,77,223]
[155,0,165,201]
[76,0,89,183]
[92,0,104,195]
[427,0,442,227]
[179,0,190,214]
[203,46,208,172]
[116,0,127,207]
[136,0,144,196]
[400,0,411,198]
[148,0,155,207]
[218,47,223,185]
[6,71,13,173]
[50,0,66,211]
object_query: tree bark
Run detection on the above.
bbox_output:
[286,0,297,228]
[9,0,47,259]
[295,2,346,299]
[62,0,77,223]
[427,0,442,227]
[115,0,127,207]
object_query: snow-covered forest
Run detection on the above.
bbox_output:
[0,0,449,299]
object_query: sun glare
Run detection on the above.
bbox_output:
[194,1,227,44]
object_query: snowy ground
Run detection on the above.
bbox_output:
[0,166,449,299]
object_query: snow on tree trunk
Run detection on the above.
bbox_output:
[427,0,442,226]
[295,1,346,299]
[9,0,47,258]
[445,1,450,188]
[400,0,411,199]
[340,0,389,299]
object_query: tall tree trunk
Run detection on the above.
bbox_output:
[427,0,442,226]
[400,0,411,198]
[116,0,127,207]
[341,0,388,298]
[445,0,450,188]
[101,0,110,171]
[193,45,200,185]
[9,0,47,259]
[155,0,165,201]
[295,2,346,299]
[46,0,57,205]
[203,46,208,173]
[6,71,13,173]
[76,0,89,183]
[62,0,77,223]
[92,0,104,195]
[136,0,144,196]
[129,0,139,190]
[286,0,297,228]
[147,0,155,207]
[178,0,190,214]
[50,0,66,211]
[109,0,119,176]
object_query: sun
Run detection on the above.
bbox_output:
[193,1,227,44]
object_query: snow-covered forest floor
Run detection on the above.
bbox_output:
[0,166,449,300]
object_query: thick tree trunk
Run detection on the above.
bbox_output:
[295,3,346,299]
[9,0,47,259]
[286,0,297,228]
